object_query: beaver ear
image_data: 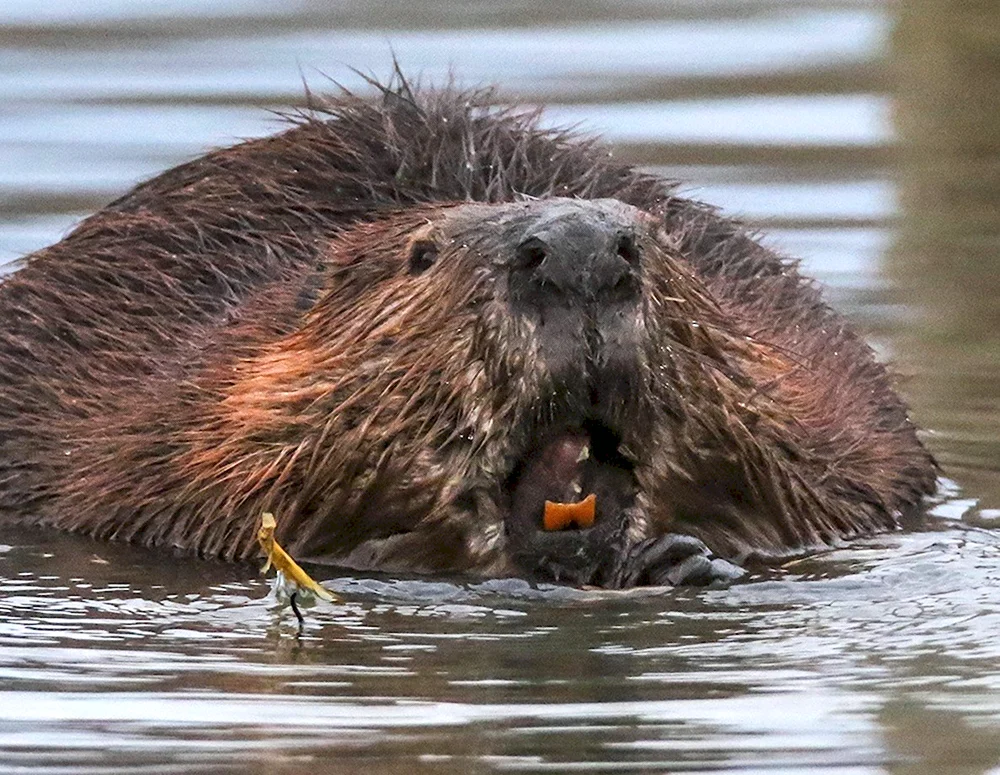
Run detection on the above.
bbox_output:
[408,239,439,275]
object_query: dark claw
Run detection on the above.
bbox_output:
[615,533,746,588]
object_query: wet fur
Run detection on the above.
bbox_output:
[0,74,935,571]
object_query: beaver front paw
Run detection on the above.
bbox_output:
[613,534,745,588]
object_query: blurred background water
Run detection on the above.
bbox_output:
[3,1,1000,773]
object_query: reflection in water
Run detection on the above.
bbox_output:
[890,3,1000,513]
[5,526,1000,773]
[2,0,1000,772]
[882,697,1000,775]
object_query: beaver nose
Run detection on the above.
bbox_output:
[511,212,641,307]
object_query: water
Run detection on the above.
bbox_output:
[3,1,1000,772]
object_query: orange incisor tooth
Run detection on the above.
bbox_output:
[543,493,597,531]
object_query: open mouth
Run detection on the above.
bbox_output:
[506,421,638,539]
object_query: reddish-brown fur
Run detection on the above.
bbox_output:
[0,75,936,578]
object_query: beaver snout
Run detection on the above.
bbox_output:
[508,206,642,310]
[499,200,649,407]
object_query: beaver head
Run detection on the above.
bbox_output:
[174,196,788,586]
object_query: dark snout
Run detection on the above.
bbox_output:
[509,204,642,311]
[504,200,648,407]
[497,200,654,587]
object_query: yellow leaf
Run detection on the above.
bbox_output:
[257,512,336,602]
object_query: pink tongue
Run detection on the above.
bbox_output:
[517,433,588,507]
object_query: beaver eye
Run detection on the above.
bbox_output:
[408,239,439,275]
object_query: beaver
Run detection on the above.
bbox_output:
[0,76,936,587]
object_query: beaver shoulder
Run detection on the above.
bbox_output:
[0,78,936,586]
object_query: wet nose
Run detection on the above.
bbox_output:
[510,211,641,307]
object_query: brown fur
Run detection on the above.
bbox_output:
[0,74,936,576]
